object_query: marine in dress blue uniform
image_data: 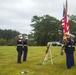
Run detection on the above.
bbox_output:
[23,36,28,61]
[64,34,75,69]
[16,35,23,63]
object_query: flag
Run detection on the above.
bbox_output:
[61,0,69,39]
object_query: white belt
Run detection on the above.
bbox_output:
[68,45,75,47]
[17,44,22,46]
[24,45,28,46]
[72,46,75,47]
[68,45,71,47]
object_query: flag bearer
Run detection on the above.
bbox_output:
[64,33,74,69]
[23,36,28,61]
[16,35,23,63]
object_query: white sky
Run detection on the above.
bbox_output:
[0,0,76,34]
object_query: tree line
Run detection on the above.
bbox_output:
[0,29,20,45]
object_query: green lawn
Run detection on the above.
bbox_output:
[0,46,76,75]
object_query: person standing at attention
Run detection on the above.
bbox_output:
[16,35,23,63]
[23,36,28,62]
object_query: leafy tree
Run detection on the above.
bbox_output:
[31,15,61,46]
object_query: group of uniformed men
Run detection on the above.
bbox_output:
[16,35,28,63]
[16,33,75,69]
[61,33,75,69]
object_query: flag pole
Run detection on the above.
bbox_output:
[66,0,67,15]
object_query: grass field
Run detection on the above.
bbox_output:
[0,46,76,75]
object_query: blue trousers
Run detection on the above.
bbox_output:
[23,49,28,61]
[17,50,22,63]
[66,53,74,69]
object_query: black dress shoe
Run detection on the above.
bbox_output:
[17,62,22,64]
[66,67,71,69]
[23,60,26,62]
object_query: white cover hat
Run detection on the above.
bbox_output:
[24,36,28,39]
[66,33,71,36]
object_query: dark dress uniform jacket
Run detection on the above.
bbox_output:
[17,39,23,51]
[23,40,28,50]
[65,39,74,53]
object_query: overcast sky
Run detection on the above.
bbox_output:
[0,0,76,34]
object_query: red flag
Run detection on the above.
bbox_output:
[61,0,69,38]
